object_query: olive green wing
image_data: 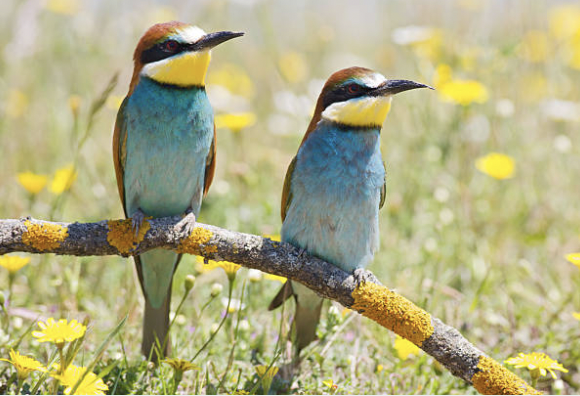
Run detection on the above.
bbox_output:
[281,156,297,221]
[112,97,129,217]
[379,161,387,210]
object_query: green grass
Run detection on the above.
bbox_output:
[1,0,579,394]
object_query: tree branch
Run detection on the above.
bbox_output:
[0,216,540,395]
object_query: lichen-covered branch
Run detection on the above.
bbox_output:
[0,216,539,395]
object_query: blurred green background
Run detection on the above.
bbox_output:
[1,0,579,394]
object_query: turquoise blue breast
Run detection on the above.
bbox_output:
[282,120,385,273]
[123,77,214,218]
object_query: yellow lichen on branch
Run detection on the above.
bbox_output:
[472,356,542,395]
[175,227,213,254]
[107,219,150,254]
[21,220,68,251]
[351,282,434,346]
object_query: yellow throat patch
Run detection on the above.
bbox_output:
[321,96,392,128]
[142,50,211,87]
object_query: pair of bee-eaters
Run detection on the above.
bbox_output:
[113,21,430,360]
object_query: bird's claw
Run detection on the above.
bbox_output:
[131,209,146,237]
[175,211,197,239]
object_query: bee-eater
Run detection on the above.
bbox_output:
[269,66,431,360]
[112,21,243,359]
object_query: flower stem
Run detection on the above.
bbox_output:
[15,377,23,395]
[530,368,539,388]
[190,280,234,362]
[50,345,65,394]
[168,369,183,394]
[162,283,193,353]
[216,280,247,392]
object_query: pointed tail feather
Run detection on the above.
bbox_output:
[142,294,171,361]
[269,281,324,357]
[134,253,180,361]
[268,281,294,311]
[293,291,323,354]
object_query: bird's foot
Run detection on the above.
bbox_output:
[131,209,146,237]
[175,209,197,239]
[352,268,380,285]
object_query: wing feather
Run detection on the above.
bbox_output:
[112,97,129,216]
[281,156,297,221]
[203,124,217,197]
[379,161,386,210]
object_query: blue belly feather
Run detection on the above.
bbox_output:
[123,77,214,308]
[124,78,213,218]
[282,120,385,274]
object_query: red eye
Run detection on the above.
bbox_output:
[164,40,179,51]
[347,84,360,94]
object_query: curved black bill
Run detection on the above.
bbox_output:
[373,79,434,96]
[192,31,244,51]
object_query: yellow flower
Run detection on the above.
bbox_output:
[519,31,550,63]
[393,335,421,360]
[196,258,241,280]
[45,0,80,15]
[195,256,220,273]
[0,256,30,274]
[264,273,287,283]
[17,172,48,194]
[375,364,384,373]
[572,312,580,321]
[208,63,255,98]
[278,51,308,83]
[433,64,452,87]
[438,79,489,106]
[263,234,281,242]
[549,4,580,40]
[504,352,568,379]
[5,89,29,118]
[50,165,78,194]
[163,358,200,373]
[53,364,108,395]
[435,59,489,95]
[322,378,338,391]
[219,261,241,278]
[475,153,515,180]
[566,253,580,268]
[215,113,256,132]
[32,318,86,346]
[218,261,242,282]
[255,365,279,393]
[0,349,46,380]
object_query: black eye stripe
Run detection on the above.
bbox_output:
[322,83,371,109]
[141,40,186,64]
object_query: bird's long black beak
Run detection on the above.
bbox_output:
[192,31,244,51]
[373,79,434,96]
